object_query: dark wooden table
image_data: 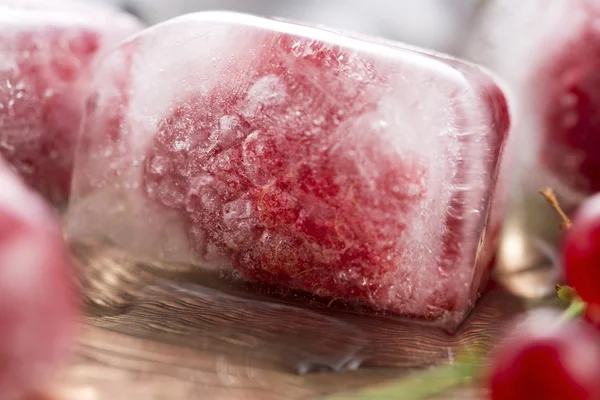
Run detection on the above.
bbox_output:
[46,239,556,400]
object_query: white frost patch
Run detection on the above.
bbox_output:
[219,115,239,132]
[148,155,168,174]
[242,75,287,118]
[173,138,191,152]
[209,115,245,149]
[223,199,253,222]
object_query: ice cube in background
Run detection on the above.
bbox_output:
[98,0,482,53]
[0,0,143,207]
[67,11,510,328]
[0,158,76,400]
[465,0,600,283]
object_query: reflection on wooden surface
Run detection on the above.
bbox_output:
[48,239,548,400]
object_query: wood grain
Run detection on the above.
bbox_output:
[46,239,550,400]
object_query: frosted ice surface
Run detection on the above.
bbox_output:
[68,12,510,327]
[0,0,143,205]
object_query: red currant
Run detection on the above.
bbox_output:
[562,193,600,307]
[489,309,600,400]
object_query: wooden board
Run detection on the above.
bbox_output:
[47,240,555,400]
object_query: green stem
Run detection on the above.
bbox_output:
[556,285,586,321]
[561,299,586,321]
[321,351,481,400]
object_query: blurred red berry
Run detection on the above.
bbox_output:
[489,310,600,400]
[0,159,76,399]
[562,193,600,308]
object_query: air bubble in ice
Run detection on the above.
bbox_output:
[242,75,287,117]
[231,269,242,279]
[148,155,168,175]
[223,199,253,223]
[295,353,363,375]
[312,115,325,126]
[210,115,244,149]
[215,152,231,169]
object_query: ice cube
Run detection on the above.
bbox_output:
[0,157,76,399]
[0,0,143,206]
[466,0,600,276]
[68,12,510,327]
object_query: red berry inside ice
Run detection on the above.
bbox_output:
[70,12,510,326]
[0,158,76,399]
[562,193,600,308]
[489,310,600,400]
[144,39,431,308]
[0,3,142,206]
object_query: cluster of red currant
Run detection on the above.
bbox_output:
[489,192,600,399]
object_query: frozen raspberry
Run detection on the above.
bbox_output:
[144,38,430,307]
